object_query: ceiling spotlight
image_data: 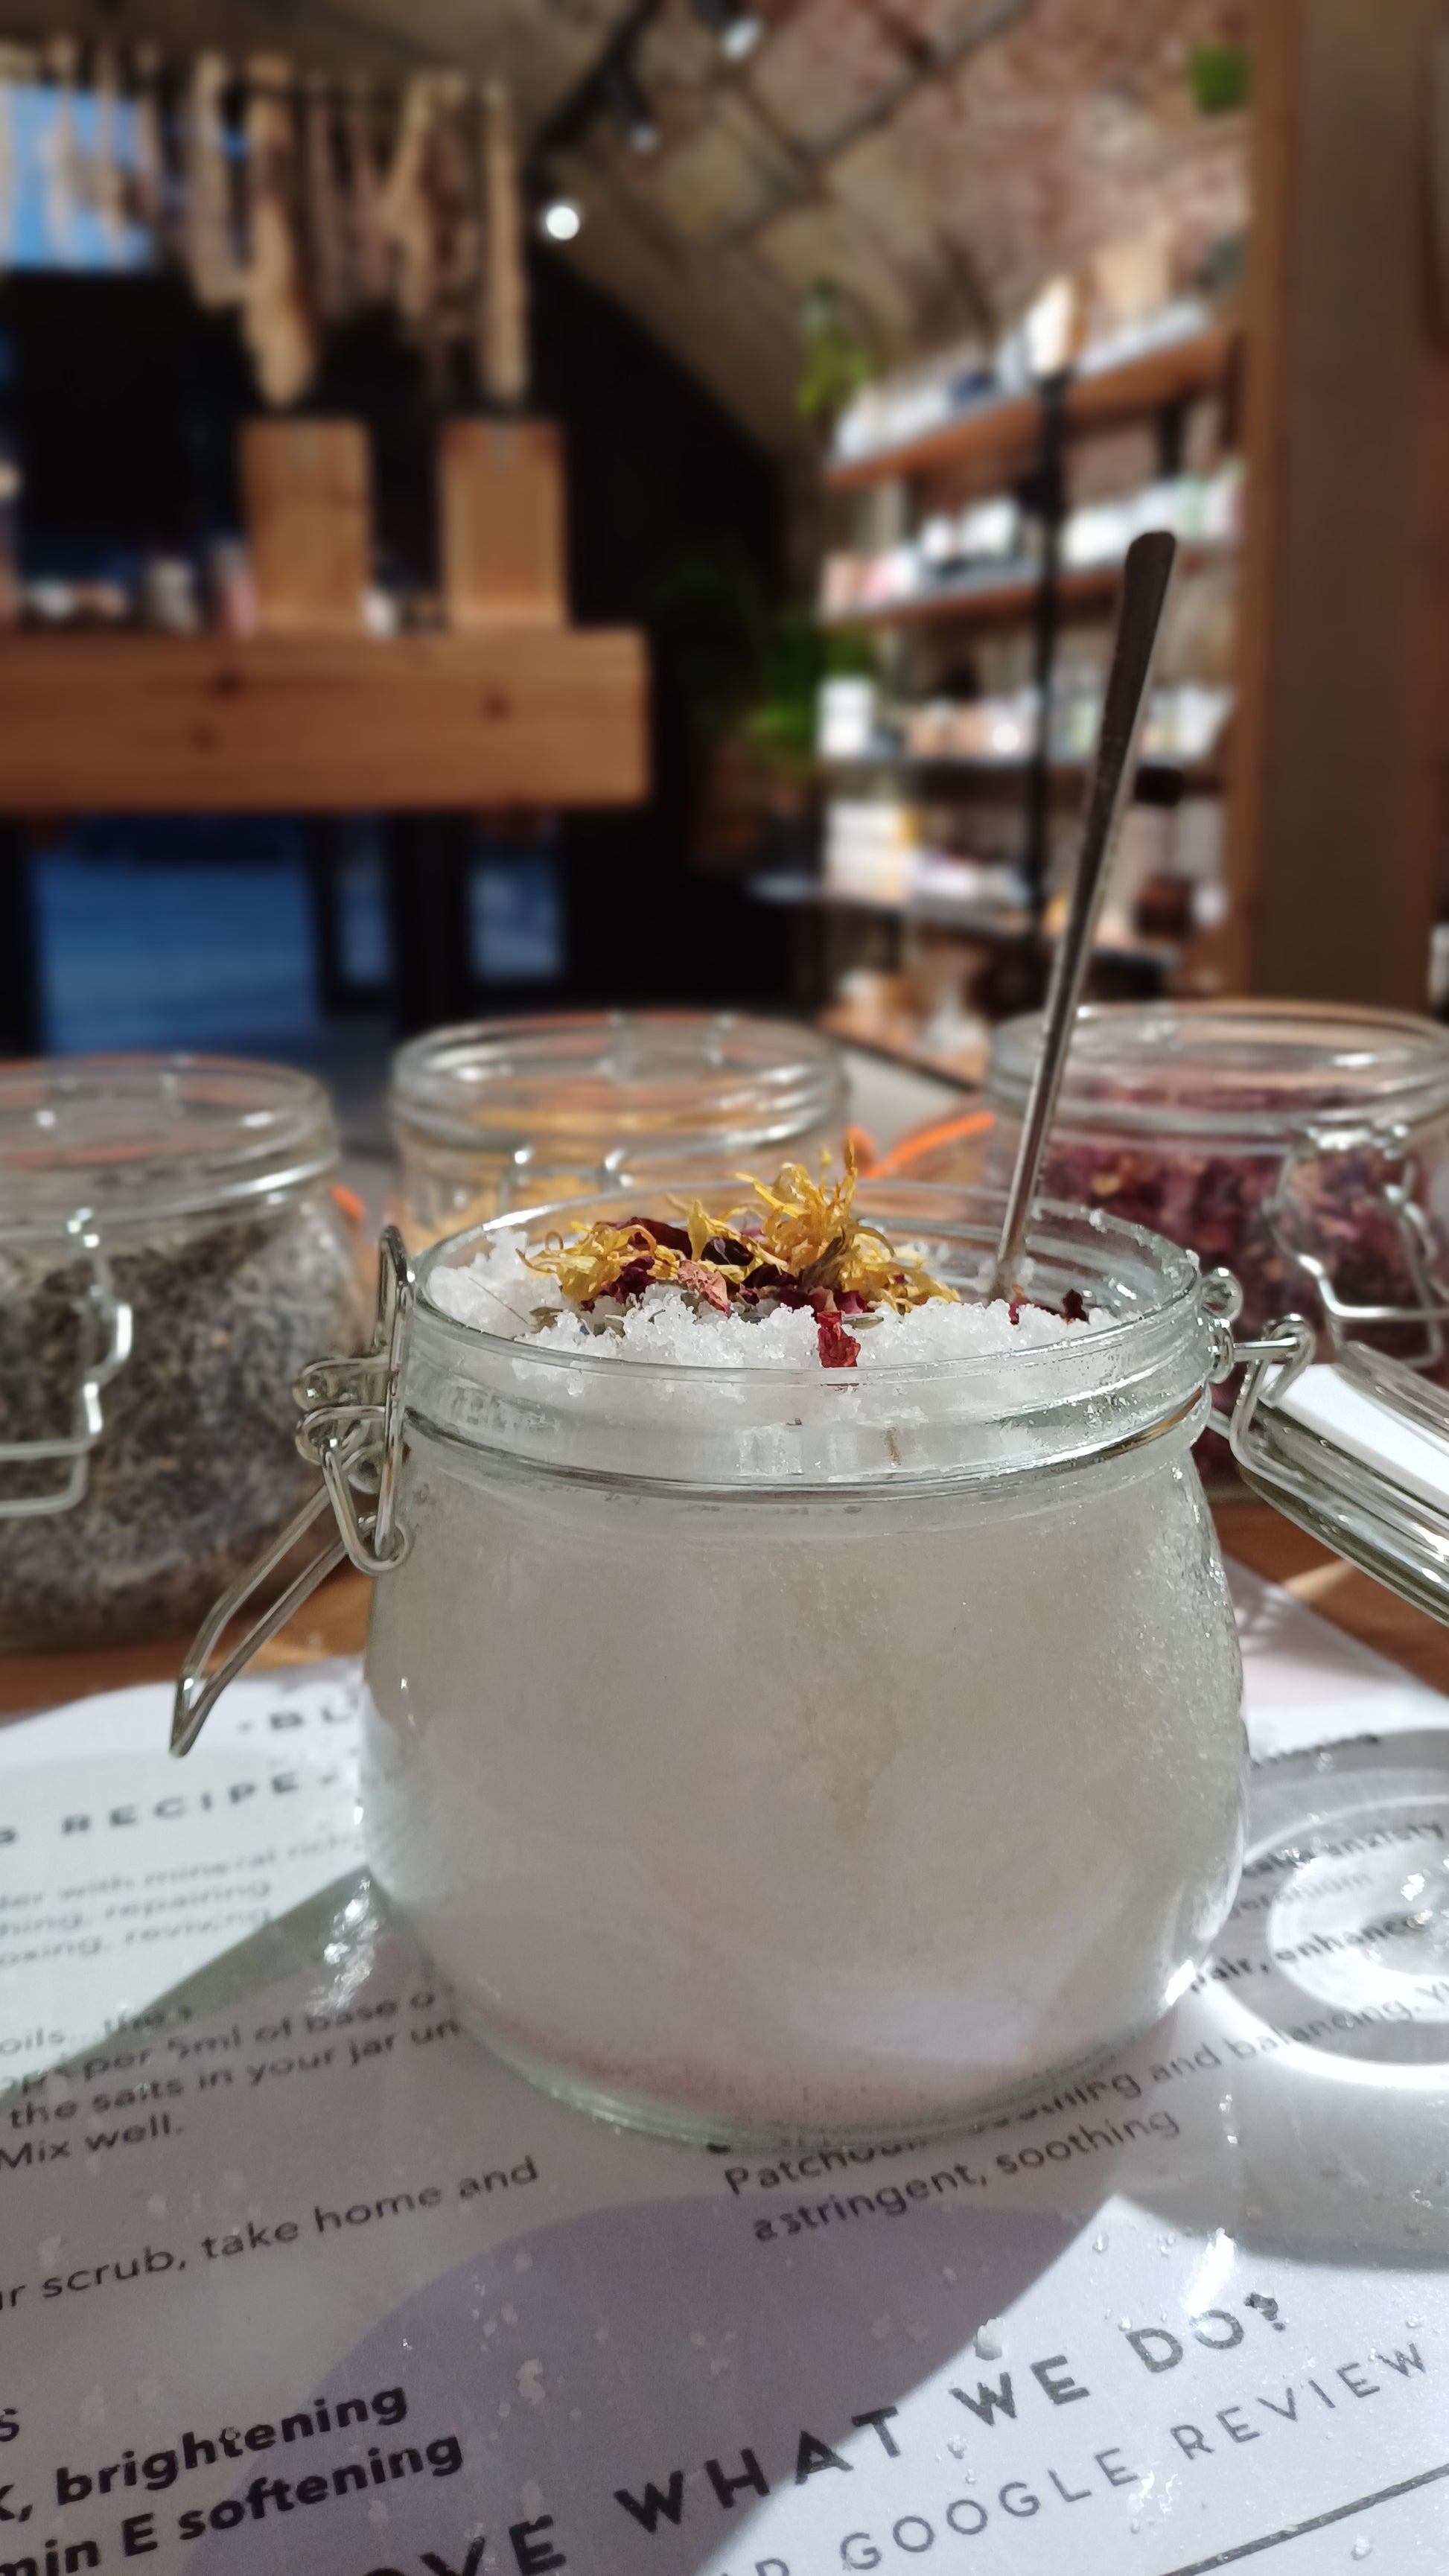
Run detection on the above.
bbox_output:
[540,197,583,243]
[600,52,660,153]
[691,0,764,58]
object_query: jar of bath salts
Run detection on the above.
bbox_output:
[185,1179,1246,2144]
[985,1001,1449,1365]
[0,1057,364,1649]
[390,1011,848,1246]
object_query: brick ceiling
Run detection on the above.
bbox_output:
[7,0,1249,454]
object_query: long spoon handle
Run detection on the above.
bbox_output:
[993,527,1178,1296]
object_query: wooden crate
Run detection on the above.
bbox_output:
[439,419,566,631]
[241,419,372,634]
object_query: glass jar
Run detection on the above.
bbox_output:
[389,1011,849,1246]
[985,1001,1449,1364]
[188,1181,1247,2146]
[0,1056,365,1650]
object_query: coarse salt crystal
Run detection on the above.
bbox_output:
[427,1234,1101,1368]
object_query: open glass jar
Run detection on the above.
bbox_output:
[0,1056,364,1650]
[390,1011,849,1246]
[179,1182,1248,2146]
[984,1001,1449,1364]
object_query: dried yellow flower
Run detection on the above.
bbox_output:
[524,1140,956,1320]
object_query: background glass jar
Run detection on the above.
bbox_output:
[358,1182,1245,2147]
[389,1010,849,1246]
[984,1001,1449,1367]
[0,1056,365,1650]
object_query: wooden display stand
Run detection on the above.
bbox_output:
[439,419,567,631]
[0,630,644,811]
[240,419,372,634]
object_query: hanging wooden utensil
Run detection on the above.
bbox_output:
[428,70,482,388]
[0,50,19,270]
[42,36,80,263]
[243,54,317,409]
[91,47,128,263]
[184,54,244,308]
[380,72,437,335]
[480,77,528,411]
[343,74,391,308]
[131,42,168,246]
[303,72,349,327]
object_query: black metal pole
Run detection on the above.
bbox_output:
[384,813,474,1036]
[1022,367,1070,954]
[0,824,39,1056]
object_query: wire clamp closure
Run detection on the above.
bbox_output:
[0,1213,133,1521]
[171,1227,414,1756]
[1205,1262,1449,1629]
[1265,1120,1449,1368]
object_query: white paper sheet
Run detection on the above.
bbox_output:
[0,1566,1445,2576]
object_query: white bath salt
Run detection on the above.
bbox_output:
[427,1233,1103,1366]
[974,2318,1004,2361]
[369,1200,1243,2144]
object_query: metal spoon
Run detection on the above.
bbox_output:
[990,527,1178,1301]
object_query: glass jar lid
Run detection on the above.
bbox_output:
[407,1179,1212,1491]
[0,1056,339,1236]
[989,1001,1449,1145]
[389,1012,848,1164]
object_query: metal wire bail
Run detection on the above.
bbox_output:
[296,1225,413,1577]
[0,1213,133,1520]
[1264,1120,1449,1367]
[171,1227,415,1756]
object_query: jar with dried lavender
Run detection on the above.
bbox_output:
[984,1003,1449,1387]
[0,1057,365,1649]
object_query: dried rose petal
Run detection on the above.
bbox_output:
[678,1260,731,1313]
[602,1256,656,1304]
[816,1311,861,1369]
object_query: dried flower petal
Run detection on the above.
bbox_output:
[678,1260,731,1313]
[815,1311,861,1369]
[523,1135,956,1353]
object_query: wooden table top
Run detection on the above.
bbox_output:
[2,1494,1447,1724]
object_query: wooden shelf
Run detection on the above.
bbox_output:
[821,750,1224,799]
[753,870,1026,946]
[819,1003,987,1090]
[824,327,1239,492]
[0,628,648,812]
[820,544,1232,635]
[751,873,1181,969]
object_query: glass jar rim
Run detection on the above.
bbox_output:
[407,1179,1211,1490]
[389,1010,847,1158]
[989,1000,1449,1144]
[0,1054,338,1234]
